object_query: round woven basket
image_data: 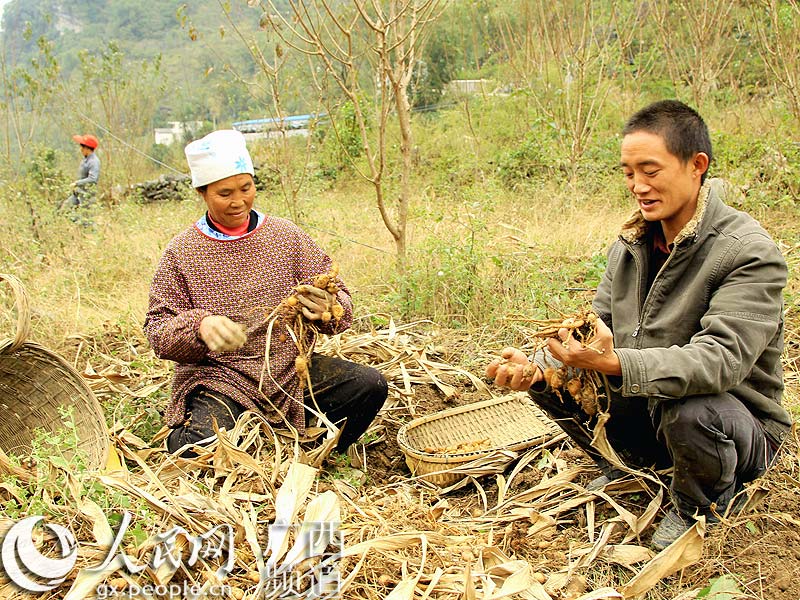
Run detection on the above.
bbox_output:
[0,273,108,469]
[397,392,563,486]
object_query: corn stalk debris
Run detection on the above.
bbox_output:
[0,319,728,599]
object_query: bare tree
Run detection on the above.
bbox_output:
[258,0,446,266]
[652,0,739,109]
[499,1,636,181]
[187,1,323,221]
[609,2,663,114]
[75,42,167,187]
[0,36,61,170]
[749,0,800,126]
[0,36,61,241]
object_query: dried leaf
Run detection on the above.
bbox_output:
[620,517,706,598]
[343,532,452,558]
[602,545,653,568]
[496,474,507,507]
[462,560,476,600]
[240,507,266,573]
[518,581,553,600]
[569,521,619,571]
[478,546,514,570]
[496,467,582,510]
[386,535,428,600]
[79,499,114,547]
[590,414,662,489]
[64,562,119,600]
[386,578,419,600]
[428,498,449,520]
[626,488,664,542]
[0,447,34,482]
[103,447,126,474]
[265,462,318,566]
[484,559,539,599]
[280,491,340,568]
[573,589,624,600]
[212,423,270,480]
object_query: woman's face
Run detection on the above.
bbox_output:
[199,173,255,229]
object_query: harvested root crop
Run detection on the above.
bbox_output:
[509,308,607,417]
[424,438,492,455]
[543,366,602,417]
[496,358,537,382]
[528,309,600,347]
[265,264,345,391]
[539,309,604,416]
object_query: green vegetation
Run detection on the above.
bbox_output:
[1,2,796,450]
[696,574,745,599]
[3,407,131,518]
[1,7,798,599]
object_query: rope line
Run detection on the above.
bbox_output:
[299,222,391,254]
[71,107,187,176]
[67,102,394,254]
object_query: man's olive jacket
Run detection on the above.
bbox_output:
[593,178,792,445]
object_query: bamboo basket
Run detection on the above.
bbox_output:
[0,273,108,469]
[397,392,562,486]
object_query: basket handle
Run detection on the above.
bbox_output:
[0,273,31,353]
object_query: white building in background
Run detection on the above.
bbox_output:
[446,79,491,95]
[154,121,203,146]
[232,114,325,140]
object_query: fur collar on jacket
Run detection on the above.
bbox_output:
[619,179,716,244]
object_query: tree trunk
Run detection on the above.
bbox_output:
[394,84,413,271]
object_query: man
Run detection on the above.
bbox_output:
[487,100,791,550]
[60,133,101,222]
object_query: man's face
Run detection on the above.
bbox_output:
[200,173,255,229]
[620,131,706,239]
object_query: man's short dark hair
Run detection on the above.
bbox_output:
[623,100,712,182]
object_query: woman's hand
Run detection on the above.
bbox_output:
[296,286,336,321]
[198,315,247,352]
[486,347,543,391]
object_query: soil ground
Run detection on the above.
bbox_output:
[38,322,800,599]
[360,380,800,599]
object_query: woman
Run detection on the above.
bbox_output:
[144,129,387,456]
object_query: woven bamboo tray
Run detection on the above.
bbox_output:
[0,273,108,469]
[397,392,562,486]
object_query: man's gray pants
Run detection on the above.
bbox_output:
[529,385,773,518]
[59,188,96,225]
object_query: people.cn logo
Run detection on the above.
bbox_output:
[1,516,78,592]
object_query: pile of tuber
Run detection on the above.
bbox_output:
[424,438,492,455]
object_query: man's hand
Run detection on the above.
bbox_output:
[547,318,621,375]
[198,315,247,352]
[486,347,543,391]
[296,286,336,321]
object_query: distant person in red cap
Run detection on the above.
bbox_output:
[59,134,101,224]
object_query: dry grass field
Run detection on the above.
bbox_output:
[1,170,799,599]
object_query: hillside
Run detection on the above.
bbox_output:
[1,1,800,598]
[0,0,489,127]
[0,0,290,122]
